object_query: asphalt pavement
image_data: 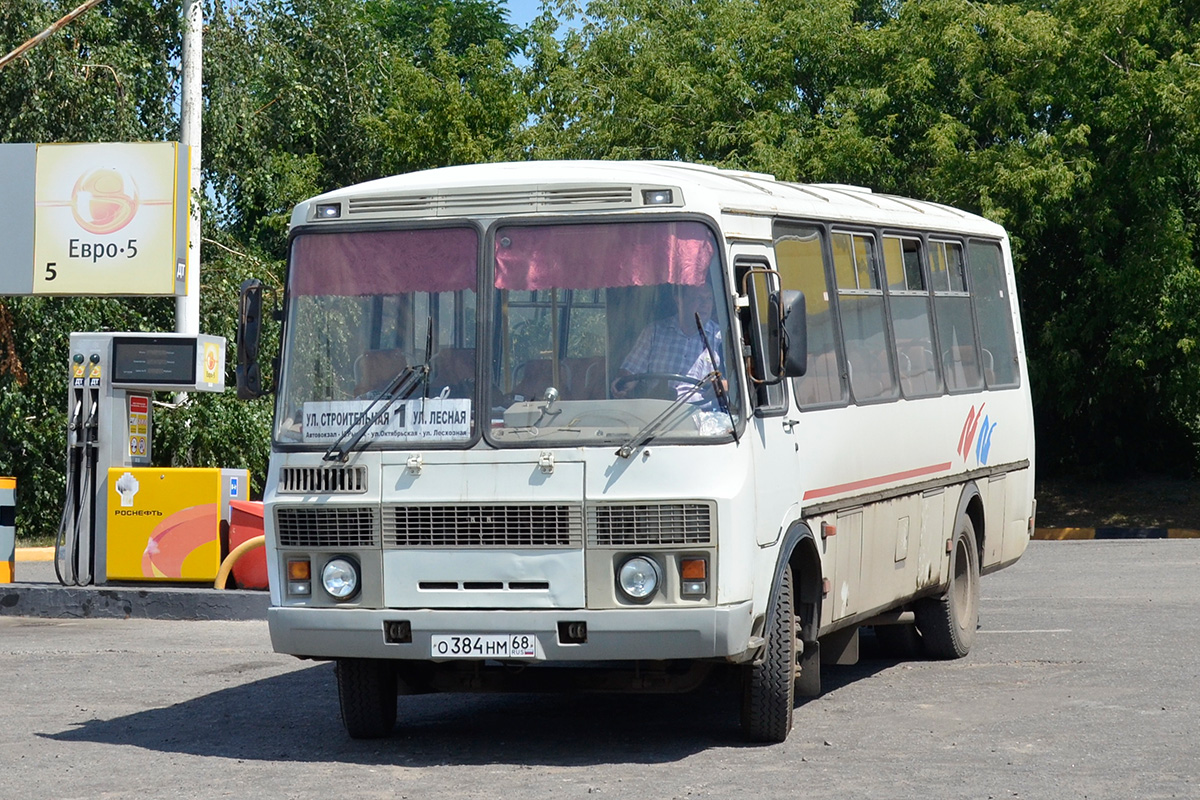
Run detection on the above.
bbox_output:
[0,540,1197,800]
[5,522,1193,621]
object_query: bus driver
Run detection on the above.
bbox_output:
[612,283,724,403]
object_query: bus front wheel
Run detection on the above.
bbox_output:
[741,563,796,743]
[336,658,398,739]
[915,515,980,659]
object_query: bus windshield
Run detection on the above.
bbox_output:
[488,220,739,446]
[274,220,741,448]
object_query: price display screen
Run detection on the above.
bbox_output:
[112,337,197,385]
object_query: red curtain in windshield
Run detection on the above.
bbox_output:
[291,228,478,296]
[494,221,716,291]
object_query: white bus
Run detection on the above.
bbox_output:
[237,160,1035,743]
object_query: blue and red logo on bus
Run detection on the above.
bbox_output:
[958,404,996,465]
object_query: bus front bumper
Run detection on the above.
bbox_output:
[268,602,756,662]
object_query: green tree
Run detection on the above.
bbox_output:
[0,0,179,142]
[203,0,525,252]
[520,0,867,163]
[7,0,1200,551]
[1034,0,1200,473]
[522,0,1200,476]
[0,0,183,540]
[1,0,531,541]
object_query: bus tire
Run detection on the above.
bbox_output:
[336,658,398,739]
[741,564,795,743]
[915,515,980,659]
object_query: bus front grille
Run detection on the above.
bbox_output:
[383,504,583,549]
[277,465,367,494]
[588,503,714,547]
[276,506,379,548]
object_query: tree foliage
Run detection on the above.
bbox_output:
[1,0,523,540]
[4,0,1200,541]
[524,0,1200,475]
[0,0,183,540]
[203,0,525,252]
[0,0,179,142]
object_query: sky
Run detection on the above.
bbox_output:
[504,0,552,29]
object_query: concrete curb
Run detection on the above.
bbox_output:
[1034,527,1200,540]
[4,548,268,621]
[0,582,269,620]
[15,546,53,562]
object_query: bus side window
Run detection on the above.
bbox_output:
[930,240,983,392]
[832,231,898,403]
[883,235,941,398]
[774,224,847,408]
[967,240,1020,388]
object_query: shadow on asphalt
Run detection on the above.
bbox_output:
[42,647,902,766]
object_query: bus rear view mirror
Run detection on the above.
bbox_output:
[780,290,807,378]
[742,263,788,384]
[237,278,265,400]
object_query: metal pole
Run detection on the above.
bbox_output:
[176,0,202,337]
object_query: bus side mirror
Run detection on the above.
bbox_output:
[779,290,807,378]
[237,278,265,400]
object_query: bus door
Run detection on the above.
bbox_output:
[733,245,802,547]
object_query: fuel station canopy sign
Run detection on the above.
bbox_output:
[0,142,190,296]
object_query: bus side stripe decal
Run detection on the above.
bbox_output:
[958,403,985,462]
[803,462,954,501]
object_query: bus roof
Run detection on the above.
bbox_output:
[294,160,1006,239]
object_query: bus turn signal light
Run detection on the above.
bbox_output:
[680,557,707,596]
[287,559,311,596]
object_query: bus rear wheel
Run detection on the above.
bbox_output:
[336,658,398,739]
[741,564,796,743]
[915,515,980,659]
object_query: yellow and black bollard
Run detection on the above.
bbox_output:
[0,477,15,583]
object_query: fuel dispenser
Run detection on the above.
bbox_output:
[57,332,245,586]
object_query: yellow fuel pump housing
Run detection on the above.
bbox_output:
[106,467,248,582]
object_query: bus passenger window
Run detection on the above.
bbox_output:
[774,224,847,408]
[968,241,1020,388]
[930,240,983,392]
[883,236,941,398]
[833,232,897,403]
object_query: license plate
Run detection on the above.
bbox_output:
[430,634,540,660]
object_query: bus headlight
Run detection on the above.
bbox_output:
[321,557,360,600]
[617,555,661,601]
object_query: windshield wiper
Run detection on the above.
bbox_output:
[323,320,434,462]
[321,365,426,462]
[615,372,718,459]
[694,311,739,445]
